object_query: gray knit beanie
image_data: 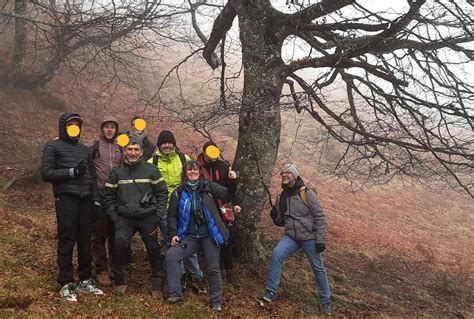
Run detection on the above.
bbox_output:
[281,163,299,178]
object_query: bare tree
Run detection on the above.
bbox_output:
[0,0,189,89]
[191,0,474,260]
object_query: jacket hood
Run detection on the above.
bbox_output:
[127,130,150,146]
[100,116,119,140]
[282,176,305,194]
[59,112,82,143]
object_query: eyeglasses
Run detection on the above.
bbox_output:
[280,171,293,176]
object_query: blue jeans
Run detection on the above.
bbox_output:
[266,235,330,304]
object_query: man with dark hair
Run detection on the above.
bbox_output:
[88,116,123,287]
[103,137,168,297]
[41,113,104,302]
[260,163,331,315]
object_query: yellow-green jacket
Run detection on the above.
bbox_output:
[147,149,190,201]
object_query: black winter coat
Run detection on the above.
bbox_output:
[197,153,239,205]
[103,159,168,222]
[40,113,98,200]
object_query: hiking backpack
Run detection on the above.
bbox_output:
[299,186,318,207]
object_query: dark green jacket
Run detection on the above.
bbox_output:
[103,159,168,222]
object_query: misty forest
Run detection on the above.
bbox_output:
[0,0,472,317]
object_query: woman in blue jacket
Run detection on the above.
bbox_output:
[166,160,239,311]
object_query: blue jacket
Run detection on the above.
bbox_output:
[168,181,231,246]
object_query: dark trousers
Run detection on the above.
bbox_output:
[166,236,222,306]
[220,224,235,270]
[55,194,93,286]
[112,214,164,287]
[92,194,114,273]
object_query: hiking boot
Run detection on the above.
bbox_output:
[320,303,332,315]
[59,283,77,302]
[166,296,184,303]
[262,290,276,303]
[212,304,222,312]
[77,278,104,295]
[114,285,127,296]
[189,278,207,294]
[96,271,112,287]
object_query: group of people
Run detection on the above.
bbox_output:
[40,112,332,314]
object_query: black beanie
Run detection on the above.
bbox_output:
[203,141,217,153]
[157,130,176,147]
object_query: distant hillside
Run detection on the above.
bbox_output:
[1,86,473,317]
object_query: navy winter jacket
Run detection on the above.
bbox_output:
[168,181,230,246]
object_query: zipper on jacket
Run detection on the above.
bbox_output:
[181,198,190,240]
[74,145,84,199]
[109,142,113,171]
[288,197,298,241]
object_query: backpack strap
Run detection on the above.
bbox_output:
[152,154,159,166]
[91,140,100,160]
[299,186,308,207]
[177,151,187,166]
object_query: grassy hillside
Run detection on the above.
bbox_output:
[0,88,473,317]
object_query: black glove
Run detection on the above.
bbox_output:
[74,161,87,177]
[316,243,326,253]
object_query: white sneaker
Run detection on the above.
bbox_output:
[59,283,77,302]
[77,278,104,295]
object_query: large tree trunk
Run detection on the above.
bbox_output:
[8,0,27,86]
[232,6,286,261]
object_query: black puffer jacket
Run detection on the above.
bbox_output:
[40,113,99,200]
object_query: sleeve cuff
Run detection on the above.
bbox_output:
[68,168,75,178]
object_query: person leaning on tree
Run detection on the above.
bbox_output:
[260,163,332,315]
[87,116,123,287]
[40,112,104,302]
[103,136,168,297]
